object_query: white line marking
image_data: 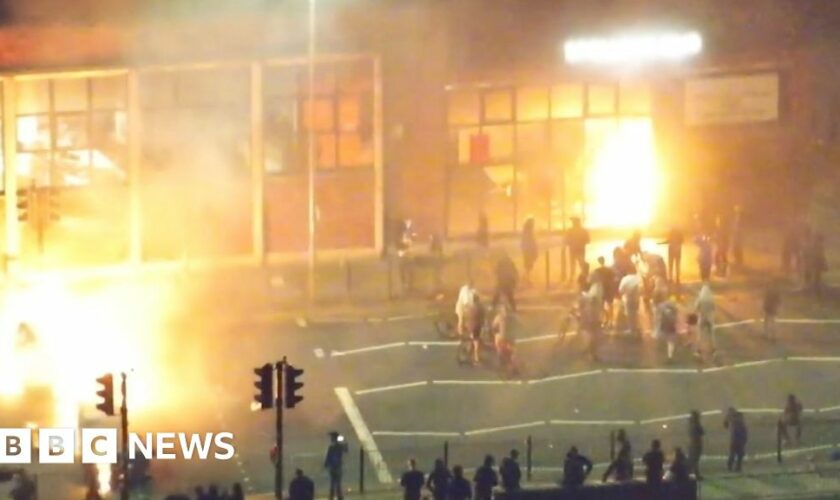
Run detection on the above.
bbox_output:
[701,410,723,417]
[331,342,406,357]
[518,333,561,344]
[355,381,428,396]
[407,340,459,347]
[372,431,461,437]
[465,421,546,436]
[788,356,840,362]
[732,359,780,369]
[334,387,393,484]
[314,348,325,359]
[386,313,436,322]
[606,368,698,374]
[779,319,840,324]
[717,319,757,329]
[549,419,635,426]
[701,366,732,373]
[818,405,840,413]
[640,414,688,425]
[528,370,603,385]
[739,408,782,414]
[432,380,524,386]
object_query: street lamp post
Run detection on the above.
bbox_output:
[307,0,317,302]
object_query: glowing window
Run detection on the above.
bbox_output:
[517,87,549,121]
[620,82,651,115]
[16,80,50,114]
[54,78,88,112]
[551,83,583,118]
[587,84,616,115]
[448,90,480,125]
[483,90,512,122]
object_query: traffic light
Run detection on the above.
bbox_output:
[47,187,60,222]
[284,364,304,409]
[95,374,114,416]
[253,363,274,410]
[16,188,29,222]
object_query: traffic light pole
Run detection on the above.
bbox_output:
[120,372,129,500]
[275,357,286,500]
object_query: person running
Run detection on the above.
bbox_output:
[562,446,593,489]
[687,410,704,480]
[426,459,452,500]
[779,394,803,446]
[566,216,590,284]
[521,217,539,286]
[643,440,665,487]
[473,455,498,500]
[763,283,782,341]
[400,459,425,500]
[499,449,522,492]
[448,465,472,500]
[724,407,748,473]
[693,284,717,362]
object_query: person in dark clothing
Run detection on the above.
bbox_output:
[562,446,593,489]
[448,465,472,500]
[724,407,748,472]
[400,458,425,500]
[625,230,643,259]
[566,217,590,284]
[780,394,804,446]
[643,439,665,486]
[426,459,452,500]
[687,410,704,480]
[665,226,684,285]
[473,455,498,500]
[289,469,315,500]
[493,252,519,312]
[477,212,489,248]
[763,283,782,341]
[602,446,633,483]
[521,217,539,286]
[592,257,617,328]
[324,432,348,500]
[669,447,690,483]
[194,486,209,500]
[499,449,522,491]
[231,482,245,500]
[805,232,827,296]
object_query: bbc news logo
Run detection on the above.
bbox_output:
[0,429,236,464]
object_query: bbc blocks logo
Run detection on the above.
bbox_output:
[0,429,236,464]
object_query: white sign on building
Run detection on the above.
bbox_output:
[685,73,779,125]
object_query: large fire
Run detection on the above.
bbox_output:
[0,275,177,429]
[583,117,659,229]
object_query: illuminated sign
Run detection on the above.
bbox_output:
[564,31,702,65]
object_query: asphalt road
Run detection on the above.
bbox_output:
[193,281,840,498]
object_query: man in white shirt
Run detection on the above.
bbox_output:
[619,269,642,336]
[455,282,477,336]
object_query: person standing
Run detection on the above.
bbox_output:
[324,432,348,500]
[499,449,522,492]
[455,282,477,337]
[724,407,748,472]
[668,447,690,483]
[566,217,590,285]
[693,284,717,362]
[779,394,804,446]
[805,232,827,296]
[289,469,315,500]
[562,446,593,489]
[659,299,680,362]
[448,465,472,500]
[493,252,518,312]
[592,256,617,329]
[400,458,425,500]
[602,446,633,483]
[665,226,685,285]
[521,217,539,286]
[426,459,452,500]
[643,440,665,487]
[465,294,485,366]
[473,455,498,500]
[763,283,782,341]
[625,230,643,259]
[696,235,713,283]
[687,410,704,480]
[492,304,517,376]
[619,267,642,336]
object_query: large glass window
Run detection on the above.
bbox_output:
[263,59,373,173]
[15,75,128,187]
